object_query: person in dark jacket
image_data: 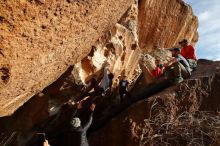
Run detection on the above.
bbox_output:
[119,75,130,102]
[68,103,95,146]
[108,73,114,91]
[44,101,79,146]
[45,102,95,146]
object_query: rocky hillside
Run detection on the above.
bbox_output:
[89,60,220,146]
[0,59,219,145]
[0,0,198,117]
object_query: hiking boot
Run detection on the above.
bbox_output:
[173,77,184,84]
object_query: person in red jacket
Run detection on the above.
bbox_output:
[179,39,197,71]
[151,59,164,78]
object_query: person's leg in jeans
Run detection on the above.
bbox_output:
[187,59,197,71]
[171,62,184,84]
[173,62,182,77]
[178,63,190,79]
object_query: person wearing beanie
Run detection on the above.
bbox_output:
[68,103,96,146]
[164,48,191,84]
[44,102,95,146]
[179,39,197,71]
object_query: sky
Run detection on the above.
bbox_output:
[184,0,220,60]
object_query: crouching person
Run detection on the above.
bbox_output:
[151,59,165,79]
[164,48,191,84]
[179,39,197,71]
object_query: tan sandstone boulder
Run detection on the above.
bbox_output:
[138,0,198,52]
[0,0,134,116]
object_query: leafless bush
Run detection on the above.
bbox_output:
[139,101,220,146]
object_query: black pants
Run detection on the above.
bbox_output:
[119,89,130,102]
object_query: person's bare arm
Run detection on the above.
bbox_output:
[81,104,96,130]
[43,140,50,146]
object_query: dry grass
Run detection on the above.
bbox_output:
[139,98,220,146]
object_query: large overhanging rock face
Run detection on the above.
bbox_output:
[0,0,135,116]
[73,22,141,86]
[138,0,198,52]
[73,1,141,88]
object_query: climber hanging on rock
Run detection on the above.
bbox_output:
[78,74,104,102]
[99,62,114,94]
[179,39,197,71]
[77,61,114,102]
[164,47,191,84]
